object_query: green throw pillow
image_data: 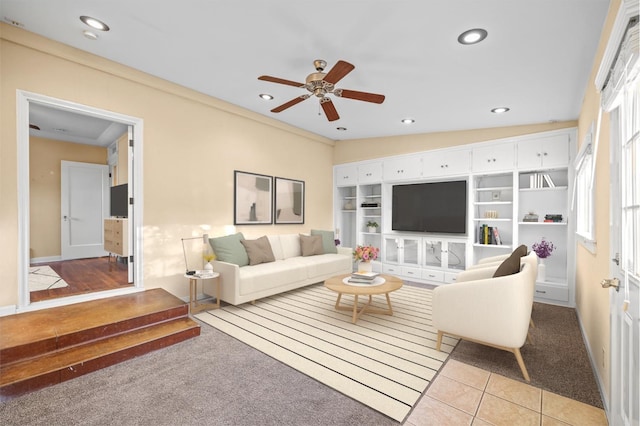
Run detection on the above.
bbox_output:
[493,244,528,277]
[310,229,337,254]
[209,232,249,267]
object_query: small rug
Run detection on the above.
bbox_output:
[28,265,69,292]
[196,283,457,422]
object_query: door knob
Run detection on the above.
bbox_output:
[601,278,620,292]
[612,253,620,265]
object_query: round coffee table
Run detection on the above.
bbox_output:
[324,274,403,323]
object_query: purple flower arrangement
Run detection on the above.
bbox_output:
[532,238,555,258]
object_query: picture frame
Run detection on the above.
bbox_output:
[274,177,305,224]
[234,171,273,225]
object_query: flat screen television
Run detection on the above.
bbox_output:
[392,180,467,234]
[110,184,128,218]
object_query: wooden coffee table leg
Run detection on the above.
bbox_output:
[352,294,359,323]
[335,293,343,310]
[386,292,393,315]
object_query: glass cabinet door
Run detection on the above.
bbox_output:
[403,238,420,266]
[447,241,467,270]
[423,240,443,268]
[384,237,399,263]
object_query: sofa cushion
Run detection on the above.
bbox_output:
[240,236,276,266]
[291,253,353,279]
[209,233,249,267]
[238,261,307,296]
[493,244,528,277]
[266,235,285,260]
[311,229,337,254]
[280,234,301,258]
[300,234,324,256]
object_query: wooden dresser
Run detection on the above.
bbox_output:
[104,218,128,258]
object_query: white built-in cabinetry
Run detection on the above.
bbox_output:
[334,128,576,306]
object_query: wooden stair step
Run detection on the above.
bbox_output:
[0,288,189,364]
[0,316,200,399]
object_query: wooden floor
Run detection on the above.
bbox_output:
[30,257,131,302]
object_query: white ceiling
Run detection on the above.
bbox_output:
[2,0,610,141]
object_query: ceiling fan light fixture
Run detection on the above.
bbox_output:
[80,15,110,31]
[458,28,488,45]
[259,93,273,100]
[401,118,415,124]
[491,107,510,114]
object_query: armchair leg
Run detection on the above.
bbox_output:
[436,331,443,351]
[513,348,530,382]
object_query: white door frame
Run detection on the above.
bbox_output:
[16,90,144,312]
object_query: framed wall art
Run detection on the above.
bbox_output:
[274,177,305,224]
[234,171,273,225]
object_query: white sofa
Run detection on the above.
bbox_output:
[212,234,352,305]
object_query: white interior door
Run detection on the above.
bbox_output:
[609,105,639,426]
[61,161,109,260]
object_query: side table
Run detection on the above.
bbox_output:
[184,272,221,313]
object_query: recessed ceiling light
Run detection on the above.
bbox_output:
[259,94,273,100]
[83,30,99,40]
[336,127,347,131]
[401,118,415,124]
[491,107,510,114]
[458,28,488,45]
[80,16,110,31]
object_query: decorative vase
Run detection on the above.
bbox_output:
[537,259,546,282]
[204,262,214,272]
[368,226,377,233]
[358,261,373,273]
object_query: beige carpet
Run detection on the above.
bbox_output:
[28,265,69,292]
[196,283,458,422]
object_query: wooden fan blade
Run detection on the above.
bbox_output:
[335,89,385,104]
[271,95,310,113]
[323,60,355,85]
[258,75,305,88]
[320,98,340,122]
[29,124,41,130]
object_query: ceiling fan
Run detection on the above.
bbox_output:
[258,59,385,122]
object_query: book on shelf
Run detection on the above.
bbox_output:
[478,224,502,245]
[528,173,556,188]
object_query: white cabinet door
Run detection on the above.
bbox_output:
[517,134,569,169]
[472,143,515,173]
[422,149,471,177]
[383,156,422,181]
[335,165,358,186]
[358,162,382,184]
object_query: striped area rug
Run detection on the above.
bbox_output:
[196,283,458,422]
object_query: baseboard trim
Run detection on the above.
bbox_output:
[31,256,62,264]
[0,304,18,317]
[575,307,610,417]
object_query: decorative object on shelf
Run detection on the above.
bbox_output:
[523,212,539,222]
[484,210,498,219]
[532,238,555,282]
[528,172,555,188]
[344,200,354,210]
[366,220,379,233]
[544,214,563,223]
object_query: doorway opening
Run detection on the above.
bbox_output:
[17,91,144,311]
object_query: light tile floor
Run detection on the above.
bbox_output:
[406,359,608,426]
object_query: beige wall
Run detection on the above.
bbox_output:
[116,132,128,185]
[29,137,107,258]
[0,24,335,306]
[334,121,577,164]
[572,0,622,403]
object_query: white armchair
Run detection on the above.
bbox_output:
[433,251,538,381]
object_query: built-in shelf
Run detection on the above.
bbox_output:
[520,186,568,192]
[472,243,512,249]
[473,218,512,222]
[475,186,512,192]
[518,221,567,226]
[474,201,513,206]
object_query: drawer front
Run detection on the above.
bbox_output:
[382,264,401,275]
[422,269,445,282]
[534,283,569,302]
[401,266,422,280]
[444,271,459,283]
